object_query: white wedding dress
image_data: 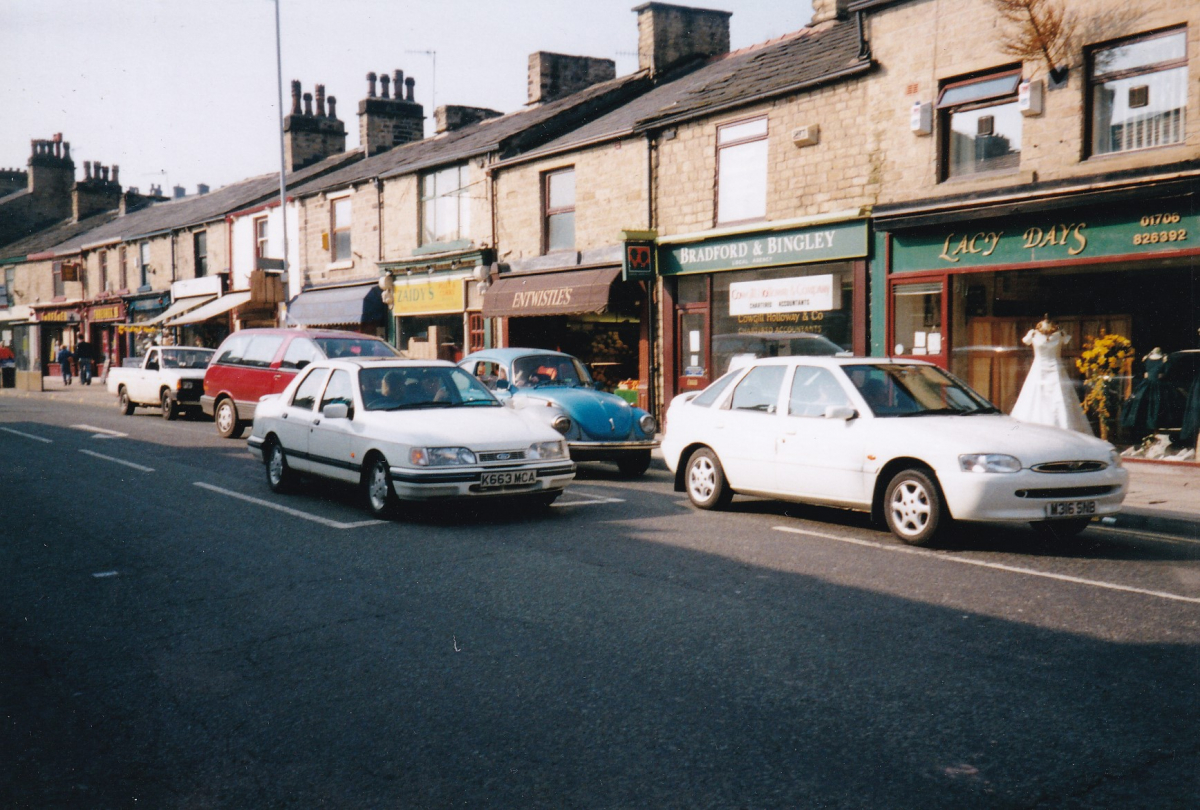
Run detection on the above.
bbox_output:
[1009,329,1093,435]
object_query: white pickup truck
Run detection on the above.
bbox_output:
[107,346,215,420]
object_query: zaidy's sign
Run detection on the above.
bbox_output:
[391,277,464,316]
[661,220,868,276]
[893,205,1200,272]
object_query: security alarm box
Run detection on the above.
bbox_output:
[910,101,932,135]
[791,124,820,147]
[1019,79,1044,116]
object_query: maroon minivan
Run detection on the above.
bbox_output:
[202,328,399,438]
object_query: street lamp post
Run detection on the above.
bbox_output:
[271,0,290,288]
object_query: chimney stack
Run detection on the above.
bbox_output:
[810,0,850,24]
[358,67,424,156]
[197,183,209,195]
[634,3,731,77]
[284,79,348,172]
[72,157,122,222]
[435,105,504,134]
[173,185,186,199]
[527,52,616,105]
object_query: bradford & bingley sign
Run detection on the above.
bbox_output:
[661,220,868,275]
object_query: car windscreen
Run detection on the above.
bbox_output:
[359,366,499,410]
[315,337,401,360]
[160,348,215,369]
[843,363,996,417]
[510,355,593,388]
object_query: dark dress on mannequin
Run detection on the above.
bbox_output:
[1179,371,1200,447]
[1120,355,1185,440]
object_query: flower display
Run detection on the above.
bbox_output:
[1075,331,1134,439]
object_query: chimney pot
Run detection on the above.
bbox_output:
[101,166,110,182]
[84,161,92,180]
[366,71,377,98]
[63,143,71,161]
[316,84,326,117]
[303,92,313,116]
[379,73,391,99]
[290,80,302,114]
[405,76,416,102]
[394,70,403,92]
[112,165,119,185]
[327,96,338,119]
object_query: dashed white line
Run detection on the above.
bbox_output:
[79,449,155,472]
[194,482,386,529]
[71,424,128,439]
[0,426,53,443]
[555,490,627,507]
[772,525,1200,605]
[92,571,119,578]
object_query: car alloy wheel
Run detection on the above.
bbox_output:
[685,448,732,510]
[161,390,177,421]
[884,468,946,546]
[118,387,134,415]
[365,457,397,518]
[265,439,294,493]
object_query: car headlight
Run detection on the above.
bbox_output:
[1109,448,1123,468]
[528,440,567,460]
[551,414,572,435]
[410,446,477,466]
[638,413,657,435]
[959,453,1022,473]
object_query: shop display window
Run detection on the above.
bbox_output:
[892,282,942,357]
[716,116,767,224]
[1089,28,1187,157]
[937,69,1022,179]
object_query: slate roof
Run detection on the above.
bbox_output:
[517,18,869,159]
[38,150,362,257]
[289,72,652,199]
[0,210,120,263]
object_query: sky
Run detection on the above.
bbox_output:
[1,0,816,195]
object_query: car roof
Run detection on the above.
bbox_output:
[737,355,937,368]
[222,327,384,339]
[315,358,458,371]
[462,347,574,362]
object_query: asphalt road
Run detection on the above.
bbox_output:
[2,396,1198,808]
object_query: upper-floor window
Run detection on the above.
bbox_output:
[194,231,207,277]
[1089,27,1187,157]
[421,164,471,245]
[98,250,108,291]
[938,69,1022,179]
[716,116,768,224]
[52,261,64,297]
[3,267,15,307]
[254,217,269,260]
[138,242,151,288]
[543,168,575,253]
[118,245,128,290]
[331,198,352,262]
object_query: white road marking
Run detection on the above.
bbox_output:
[194,482,385,529]
[554,490,627,507]
[773,525,1200,605]
[1091,524,1200,547]
[0,426,53,443]
[92,571,118,578]
[71,424,128,438]
[79,449,155,472]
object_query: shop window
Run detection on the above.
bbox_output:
[52,262,64,297]
[421,164,471,245]
[291,368,328,410]
[98,250,108,292]
[893,282,943,356]
[118,246,128,290]
[467,312,486,353]
[1088,28,1187,156]
[543,168,575,253]
[937,69,1022,179]
[727,364,785,413]
[716,117,768,224]
[139,242,151,288]
[194,231,208,277]
[332,198,352,262]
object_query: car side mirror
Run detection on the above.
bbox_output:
[825,405,857,420]
[295,359,310,370]
[323,402,349,420]
[495,378,510,390]
[593,381,604,391]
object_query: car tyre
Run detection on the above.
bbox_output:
[215,398,245,439]
[884,467,947,546]
[117,386,134,416]
[265,438,296,494]
[365,456,399,518]
[685,448,732,510]
[535,491,561,508]
[616,450,652,478]
[160,390,177,421]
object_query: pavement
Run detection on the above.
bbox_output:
[4,375,1199,540]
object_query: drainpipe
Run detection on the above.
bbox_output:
[645,133,659,418]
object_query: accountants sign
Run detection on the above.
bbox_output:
[892,205,1199,272]
[661,220,868,275]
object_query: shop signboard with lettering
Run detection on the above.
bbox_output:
[892,205,1200,272]
[661,220,868,276]
[728,274,840,316]
[392,277,464,316]
[622,241,656,280]
[87,302,126,322]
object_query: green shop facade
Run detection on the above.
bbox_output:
[872,176,1200,416]
[658,214,870,403]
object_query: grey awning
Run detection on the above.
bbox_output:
[286,284,387,327]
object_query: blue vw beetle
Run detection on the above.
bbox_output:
[460,348,659,476]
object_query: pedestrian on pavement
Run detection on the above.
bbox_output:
[56,344,74,385]
[76,339,93,385]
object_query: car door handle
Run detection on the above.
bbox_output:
[281,413,288,419]
[783,430,796,436]
[274,374,282,380]
[313,418,321,425]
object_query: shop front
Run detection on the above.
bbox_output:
[84,298,127,375]
[874,182,1199,431]
[120,291,170,358]
[380,250,492,361]
[32,303,82,377]
[286,281,389,338]
[482,264,649,398]
[659,217,870,402]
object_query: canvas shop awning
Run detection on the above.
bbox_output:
[481,267,622,318]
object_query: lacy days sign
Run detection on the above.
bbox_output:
[892,205,1199,272]
[662,221,867,275]
[729,274,841,316]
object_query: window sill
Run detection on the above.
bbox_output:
[939,167,1026,186]
[327,260,354,271]
[412,239,473,257]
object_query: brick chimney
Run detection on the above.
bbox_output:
[527,52,616,105]
[358,69,424,156]
[434,104,504,134]
[285,80,348,171]
[27,134,75,201]
[634,3,731,77]
[72,161,122,221]
[810,0,850,24]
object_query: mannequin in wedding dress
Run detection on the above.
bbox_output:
[1009,315,1093,434]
